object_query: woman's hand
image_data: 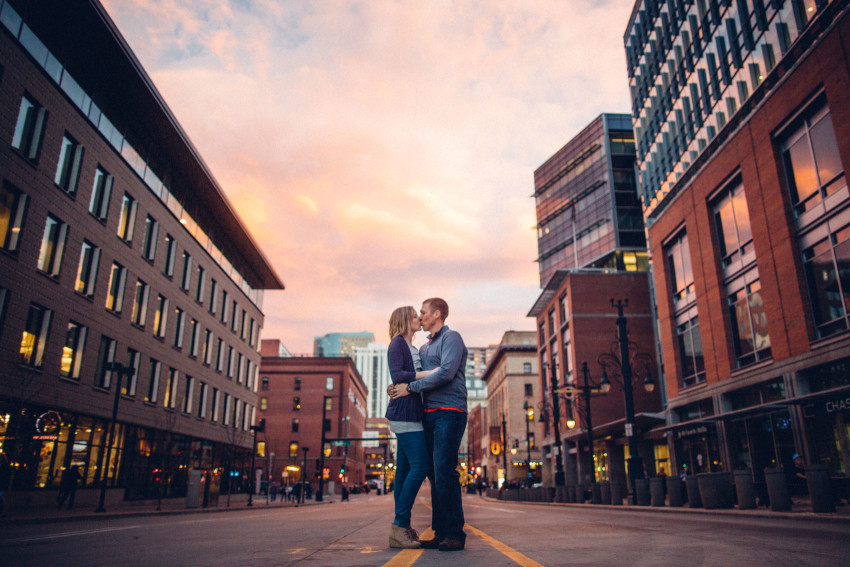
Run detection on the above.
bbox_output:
[389,383,410,399]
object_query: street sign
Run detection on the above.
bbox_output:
[331,440,351,447]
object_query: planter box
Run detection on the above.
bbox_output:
[697,472,735,509]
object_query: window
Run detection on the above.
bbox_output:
[523,362,532,374]
[727,274,771,366]
[713,181,754,273]
[782,99,844,220]
[232,398,240,429]
[261,376,269,391]
[11,94,47,161]
[236,353,244,383]
[20,304,52,368]
[131,280,149,326]
[74,240,100,297]
[0,182,27,252]
[326,376,334,391]
[227,345,234,377]
[189,319,200,357]
[667,231,695,308]
[183,376,194,414]
[165,369,178,409]
[37,214,68,277]
[146,359,161,403]
[231,300,238,332]
[153,295,169,338]
[0,288,8,331]
[291,418,299,432]
[105,262,127,313]
[249,318,256,347]
[95,335,116,388]
[558,293,568,326]
[88,166,112,221]
[195,266,206,303]
[173,307,185,348]
[60,321,87,379]
[289,441,299,458]
[198,382,208,419]
[124,349,140,396]
[294,376,301,391]
[142,216,158,261]
[801,224,850,338]
[524,383,533,397]
[54,134,84,195]
[220,290,229,324]
[180,252,192,291]
[244,360,252,389]
[203,329,213,364]
[116,193,137,243]
[223,393,231,425]
[260,397,268,411]
[215,338,225,371]
[211,388,220,422]
[677,312,706,387]
[293,397,301,411]
[324,397,332,411]
[209,279,218,314]
[163,234,176,276]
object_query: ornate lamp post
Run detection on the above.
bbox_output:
[541,362,565,487]
[300,446,310,504]
[597,299,655,504]
[564,361,612,486]
[522,401,534,486]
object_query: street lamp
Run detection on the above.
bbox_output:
[597,299,655,504]
[569,361,611,486]
[523,400,534,486]
[95,361,133,513]
[300,446,310,504]
[501,412,508,488]
[317,395,331,502]
[541,362,565,487]
[248,418,265,507]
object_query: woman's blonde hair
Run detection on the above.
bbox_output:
[389,306,417,339]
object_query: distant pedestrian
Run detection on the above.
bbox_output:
[342,484,350,501]
[270,483,278,502]
[56,466,81,509]
[285,484,293,501]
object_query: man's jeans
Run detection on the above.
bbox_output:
[423,410,467,541]
[393,430,429,527]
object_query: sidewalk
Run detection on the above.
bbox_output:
[480,492,850,524]
[0,491,341,526]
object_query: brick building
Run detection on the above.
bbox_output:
[626,0,850,479]
[529,271,663,489]
[0,0,283,509]
[258,340,368,494]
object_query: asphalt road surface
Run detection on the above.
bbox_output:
[2,491,848,566]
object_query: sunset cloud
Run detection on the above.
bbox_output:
[102,0,636,352]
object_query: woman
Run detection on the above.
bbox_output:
[386,305,435,549]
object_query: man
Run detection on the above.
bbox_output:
[390,297,468,551]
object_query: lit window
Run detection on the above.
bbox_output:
[142,215,159,262]
[95,335,116,388]
[326,376,334,391]
[173,307,185,348]
[124,349,140,396]
[20,304,52,368]
[292,418,299,432]
[131,280,149,326]
[165,369,179,409]
[289,441,299,458]
[153,295,169,338]
[293,397,301,411]
[116,193,137,242]
[60,321,87,379]
[260,397,268,411]
[0,182,27,253]
[74,240,100,297]
[163,234,176,276]
[105,262,127,313]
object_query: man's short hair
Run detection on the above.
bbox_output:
[424,297,449,320]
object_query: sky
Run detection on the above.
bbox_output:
[100,0,637,353]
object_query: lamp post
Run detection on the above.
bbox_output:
[95,362,132,513]
[300,446,310,504]
[247,418,264,506]
[317,395,330,502]
[542,362,565,487]
[501,412,508,488]
[571,361,612,486]
[597,299,655,504]
[523,401,533,486]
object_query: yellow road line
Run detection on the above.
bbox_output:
[381,528,431,567]
[464,523,545,567]
[384,499,543,567]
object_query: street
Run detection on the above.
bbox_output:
[1,491,849,567]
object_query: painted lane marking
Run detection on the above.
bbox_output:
[1,524,143,544]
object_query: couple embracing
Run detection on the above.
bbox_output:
[385,298,468,552]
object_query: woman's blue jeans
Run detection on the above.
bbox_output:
[393,430,429,527]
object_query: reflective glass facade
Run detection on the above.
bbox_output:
[625,0,834,216]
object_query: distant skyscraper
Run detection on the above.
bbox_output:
[313,332,375,358]
[534,113,648,287]
[465,346,495,411]
[354,342,390,418]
